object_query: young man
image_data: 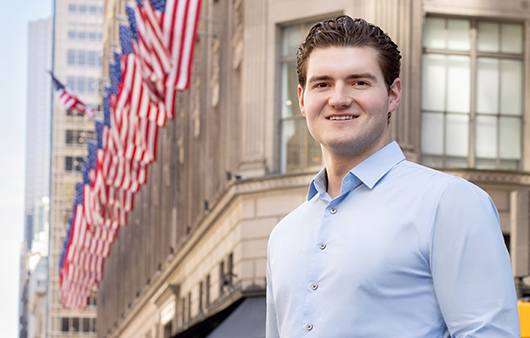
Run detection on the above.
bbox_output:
[266,15,520,337]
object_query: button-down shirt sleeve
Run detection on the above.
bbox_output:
[430,177,520,337]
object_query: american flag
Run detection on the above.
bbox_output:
[49,71,96,117]
[59,0,202,311]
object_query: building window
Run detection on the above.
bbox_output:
[226,253,233,286]
[78,31,86,40]
[280,21,322,173]
[66,76,76,91]
[88,77,97,94]
[219,261,224,295]
[65,156,84,172]
[421,17,524,170]
[199,281,204,312]
[66,130,93,145]
[66,109,84,117]
[61,317,69,332]
[68,30,76,39]
[67,49,76,65]
[61,317,83,332]
[205,274,210,306]
[81,317,96,332]
[181,297,186,325]
[78,5,86,13]
[187,292,192,320]
[68,4,76,12]
[88,51,97,67]
[77,77,86,93]
[77,50,86,66]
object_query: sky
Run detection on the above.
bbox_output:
[0,0,52,337]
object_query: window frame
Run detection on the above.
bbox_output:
[420,15,525,170]
[278,20,324,174]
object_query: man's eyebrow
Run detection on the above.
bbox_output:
[307,73,378,84]
[307,75,333,84]
[346,73,378,81]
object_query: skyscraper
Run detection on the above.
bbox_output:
[25,17,53,256]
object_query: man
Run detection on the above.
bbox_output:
[266,15,520,337]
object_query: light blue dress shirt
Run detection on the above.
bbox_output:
[266,142,520,338]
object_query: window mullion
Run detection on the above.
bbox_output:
[469,19,477,168]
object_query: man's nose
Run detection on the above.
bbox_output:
[329,84,352,109]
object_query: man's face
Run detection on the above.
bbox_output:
[298,46,401,161]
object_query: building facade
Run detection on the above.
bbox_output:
[47,0,104,336]
[94,0,530,337]
[25,17,53,258]
[21,17,53,338]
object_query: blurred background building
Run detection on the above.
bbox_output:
[94,0,530,337]
[46,0,103,336]
[20,16,53,338]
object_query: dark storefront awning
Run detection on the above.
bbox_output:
[205,297,266,338]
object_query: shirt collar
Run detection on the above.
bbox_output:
[308,141,406,200]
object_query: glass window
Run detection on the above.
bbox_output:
[89,5,97,14]
[78,5,86,13]
[77,77,85,93]
[66,76,76,91]
[78,31,86,40]
[88,51,97,66]
[68,4,76,12]
[88,78,97,94]
[61,317,69,332]
[71,317,80,332]
[88,32,96,41]
[68,30,76,39]
[280,21,323,173]
[65,156,84,172]
[67,49,76,65]
[421,17,523,170]
[77,50,86,66]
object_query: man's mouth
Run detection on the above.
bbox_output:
[328,115,358,120]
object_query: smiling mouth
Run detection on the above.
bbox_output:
[328,115,358,120]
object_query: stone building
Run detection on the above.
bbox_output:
[96,0,530,337]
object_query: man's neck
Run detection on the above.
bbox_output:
[323,143,387,199]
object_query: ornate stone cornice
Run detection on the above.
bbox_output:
[438,169,530,187]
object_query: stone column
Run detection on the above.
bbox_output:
[511,189,530,287]
[237,0,268,178]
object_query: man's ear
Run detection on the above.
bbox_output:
[388,78,401,113]
[298,84,306,117]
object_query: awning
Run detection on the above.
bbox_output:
[205,297,266,338]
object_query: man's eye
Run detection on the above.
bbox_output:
[354,81,368,86]
[315,83,328,88]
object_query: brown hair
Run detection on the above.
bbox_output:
[297,15,401,91]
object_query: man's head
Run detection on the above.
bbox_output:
[297,15,401,92]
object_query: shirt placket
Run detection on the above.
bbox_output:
[300,194,346,336]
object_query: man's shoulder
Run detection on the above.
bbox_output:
[391,160,491,202]
[392,160,467,185]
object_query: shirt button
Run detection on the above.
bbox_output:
[306,323,313,331]
[319,243,326,250]
[330,208,337,214]
[311,283,318,290]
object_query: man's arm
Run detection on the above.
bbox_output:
[430,178,520,337]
